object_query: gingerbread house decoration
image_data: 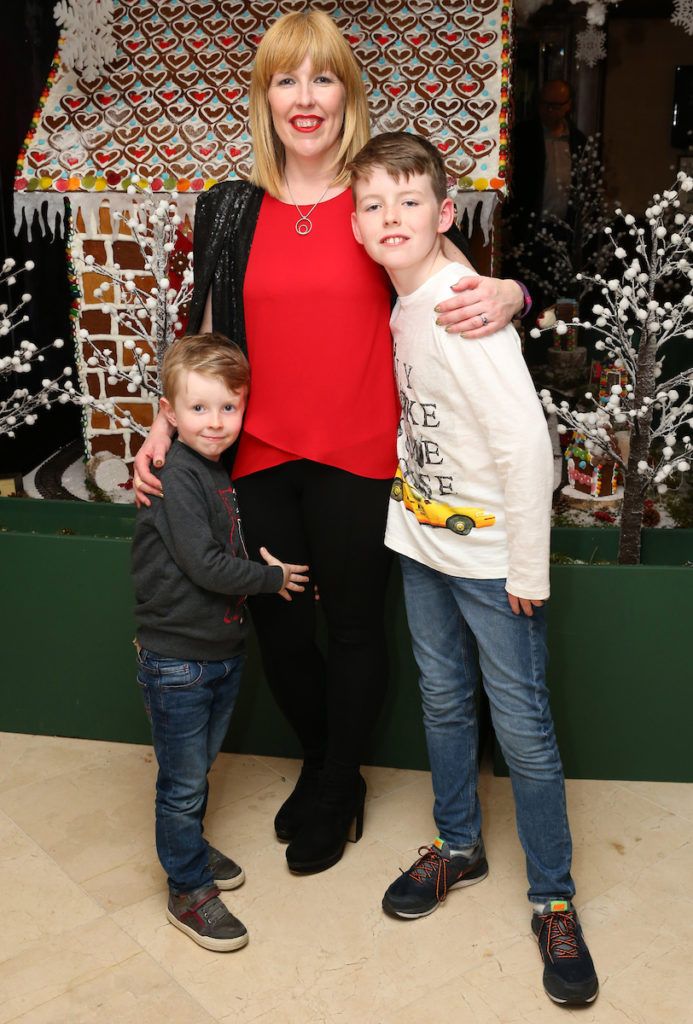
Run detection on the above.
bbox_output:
[598,364,630,404]
[565,434,622,499]
[14,0,512,470]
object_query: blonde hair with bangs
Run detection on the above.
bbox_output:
[249,11,371,198]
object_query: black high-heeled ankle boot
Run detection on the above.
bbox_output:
[285,770,366,874]
[274,763,323,842]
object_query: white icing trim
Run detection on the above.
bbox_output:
[13,192,198,240]
[454,191,499,245]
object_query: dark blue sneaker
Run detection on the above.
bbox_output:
[532,900,599,1005]
[382,837,488,919]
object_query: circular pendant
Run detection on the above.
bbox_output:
[296,217,312,235]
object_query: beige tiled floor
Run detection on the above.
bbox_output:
[1,732,692,1023]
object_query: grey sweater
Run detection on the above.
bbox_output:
[132,440,283,660]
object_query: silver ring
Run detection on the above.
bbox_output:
[480,313,489,326]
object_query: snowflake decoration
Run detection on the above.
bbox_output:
[672,0,693,36]
[576,26,607,66]
[54,0,117,80]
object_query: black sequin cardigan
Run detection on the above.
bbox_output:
[186,181,264,353]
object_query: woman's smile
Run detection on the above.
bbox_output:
[289,115,324,132]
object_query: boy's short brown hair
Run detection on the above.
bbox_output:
[348,132,449,203]
[161,333,250,403]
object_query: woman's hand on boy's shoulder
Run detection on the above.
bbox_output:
[133,451,165,507]
[133,410,175,506]
[435,276,523,338]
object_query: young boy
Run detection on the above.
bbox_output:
[132,333,308,952]
[350,134,598,1006]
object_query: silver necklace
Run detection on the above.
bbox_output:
[285,178,330,235]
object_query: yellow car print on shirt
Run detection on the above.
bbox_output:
[391,469,496,536]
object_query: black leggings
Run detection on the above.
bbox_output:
[234,460,393,770]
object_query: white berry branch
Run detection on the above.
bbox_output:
[0,258,75,438]
[534,171,693,562]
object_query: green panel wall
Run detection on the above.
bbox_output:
[541,564,692,781]
[551,526,693,566]
[1,531,150,745]
[0,498,428,769]
[1,498,691,779]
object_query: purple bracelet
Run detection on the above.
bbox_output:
[513,280,533,318]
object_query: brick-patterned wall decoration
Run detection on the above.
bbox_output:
[72,204,191,464]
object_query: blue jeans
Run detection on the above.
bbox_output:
[399,555,574,904]
[137,647,244,894]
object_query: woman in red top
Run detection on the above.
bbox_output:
[135,11,525,876]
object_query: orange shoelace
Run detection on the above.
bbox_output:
[540,911,580,961]
[406,846,451,902]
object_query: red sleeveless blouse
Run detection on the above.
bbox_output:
[232,189,399,480]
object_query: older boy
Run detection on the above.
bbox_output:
[349,134,598,1006]
[132,333,308,951]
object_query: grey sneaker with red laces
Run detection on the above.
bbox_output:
[167,885,248,952]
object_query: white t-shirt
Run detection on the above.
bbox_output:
[384,261,553,600]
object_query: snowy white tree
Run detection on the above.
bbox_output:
[535,172,693,564]
[77,186,194,437]
[0,258,77,438]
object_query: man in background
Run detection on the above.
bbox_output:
[510,80,587,226]
[503,80,587,359]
